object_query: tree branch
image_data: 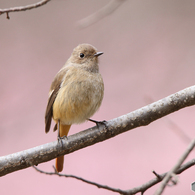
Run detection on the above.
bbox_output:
[0,0,51,19]
[0,85,195,177]
[154,138,195,195]
[33,165,125,194]
[32,157,195,194]
[77,0,127,28]
[127,155,195,194]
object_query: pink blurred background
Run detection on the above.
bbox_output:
[0,0,195,194]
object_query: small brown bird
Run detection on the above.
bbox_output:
[45,43,104,172]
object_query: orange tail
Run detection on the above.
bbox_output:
[55,124,71,172]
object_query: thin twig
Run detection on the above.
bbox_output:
[125,159,195,194]
[32,165,125,194]
[32,158,195,195]
[78,0,126,28]
[0,0,51,19]
[152,170,162,180]
[166,118,191,144]
[154,138,195,195]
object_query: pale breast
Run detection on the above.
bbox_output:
[52,67,104,125]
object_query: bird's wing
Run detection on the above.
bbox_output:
[45,68,67,133]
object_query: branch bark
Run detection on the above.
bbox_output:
[0,85,195,177]
[0,0,51,19]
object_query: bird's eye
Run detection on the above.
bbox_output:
[80,53,85,58]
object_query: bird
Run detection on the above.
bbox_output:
[45,43,104,172]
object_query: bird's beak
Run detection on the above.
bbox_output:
[94,52,104,57]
